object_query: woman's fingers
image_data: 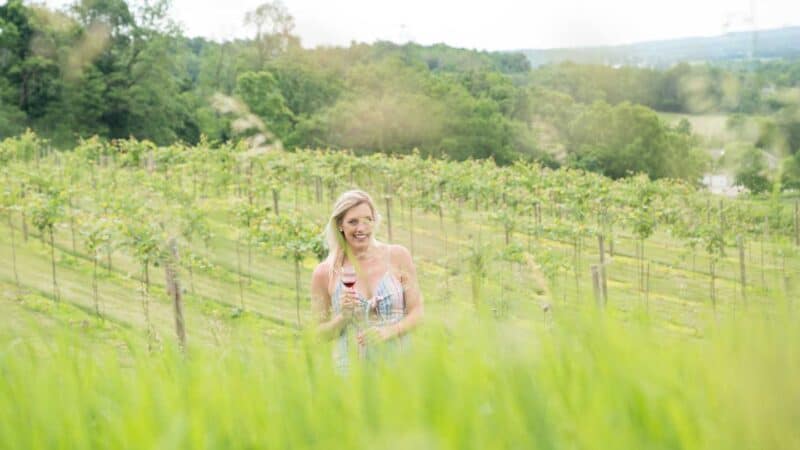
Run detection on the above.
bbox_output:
[343,290,358,308]
[357,327,386,345]
[341,291,358,320]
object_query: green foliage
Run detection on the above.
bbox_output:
[80,213,117,257]
[73,135,109,163]
[121,218,164,266]
[235,71,294,140]
[1,0,799,181]
[27,177,64,234]
[0,129,46,162]
[4,310,799,449]
[115,138,156,168]
[257,211,323,262]
[0,138,799,450]
[566,102,706,180]
[781,152,800,190]
[734,146,771,194]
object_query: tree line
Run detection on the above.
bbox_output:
[1,0,798,183]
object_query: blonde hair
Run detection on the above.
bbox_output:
[324,190,381,271]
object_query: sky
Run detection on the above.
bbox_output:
[34,0,800,50]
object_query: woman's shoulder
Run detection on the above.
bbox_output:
[384,243,413,266]
[311,259,333,287]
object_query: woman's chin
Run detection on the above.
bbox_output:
[348,238,371,250]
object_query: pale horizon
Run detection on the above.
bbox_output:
[33,0,800,51]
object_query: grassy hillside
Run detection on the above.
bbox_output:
[1,140,799,448]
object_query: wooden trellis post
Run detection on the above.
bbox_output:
[738,235,747,306]
[165,238,187,351]
[794,200,799,247]
[384,196,393,243]
[598,234,608,304]
[591,265,602,309]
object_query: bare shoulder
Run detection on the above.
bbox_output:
[386,243,414,268]
[311,259,332,288]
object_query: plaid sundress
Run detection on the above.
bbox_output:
[330,264,407,372]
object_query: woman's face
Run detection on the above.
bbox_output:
[340,202,375,251]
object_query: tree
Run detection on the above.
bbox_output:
[235,71,294,141]
[780,153,800,191]
[734,146,771,194]
[243,1,297,68]
[567,101,705,180]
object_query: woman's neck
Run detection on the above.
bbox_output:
[348,241,379,261]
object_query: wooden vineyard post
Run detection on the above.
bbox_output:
[795,200,799,247]
[315,176,322,204]
[591,265,603,309]
[762,216,768,290]
[710,260,716,312]
[165,238,187,352]
[21,209,28,242]
[272,189,280,216]
[69,199,77,253]
[147,150,155,174]
[328,180,336,203]
[8,213,20,287]
[235,237,245,310]
[738,235,747,306]
[598,234,608,304]
[384,196,393,243]
[409,200,415,255]
[438,202,448,261]
[49,227,60,302]
[645,262,650,311]
[295,258,302,329]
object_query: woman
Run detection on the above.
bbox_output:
[310,190,423,370]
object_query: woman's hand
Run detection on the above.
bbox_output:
[340,288,359,321]
[357,325,396,346]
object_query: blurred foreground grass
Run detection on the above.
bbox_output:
[1,302,798,450]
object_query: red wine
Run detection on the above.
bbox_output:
[342,267,356,289]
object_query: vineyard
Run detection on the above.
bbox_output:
[1,131,800,448]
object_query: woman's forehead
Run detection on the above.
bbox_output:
[343,203,372,219]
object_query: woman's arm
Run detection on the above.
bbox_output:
[393,244,424,337]
[310,262,349,341]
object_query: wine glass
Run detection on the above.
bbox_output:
[341,266,366,358]
[341,266,357,290]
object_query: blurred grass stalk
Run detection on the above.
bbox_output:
[0,302,798,450]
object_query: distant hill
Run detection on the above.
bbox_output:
[518,26,800,67]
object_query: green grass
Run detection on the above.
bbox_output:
[2,148,800,448]
[1,304,798,449]
[659,112,733,142]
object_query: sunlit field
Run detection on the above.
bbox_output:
[3,0,800,446]
[3,299,799,449]
[658,113,733,142]
[2,134,800,449]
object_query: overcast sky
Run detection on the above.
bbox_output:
[36,0,800,50]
